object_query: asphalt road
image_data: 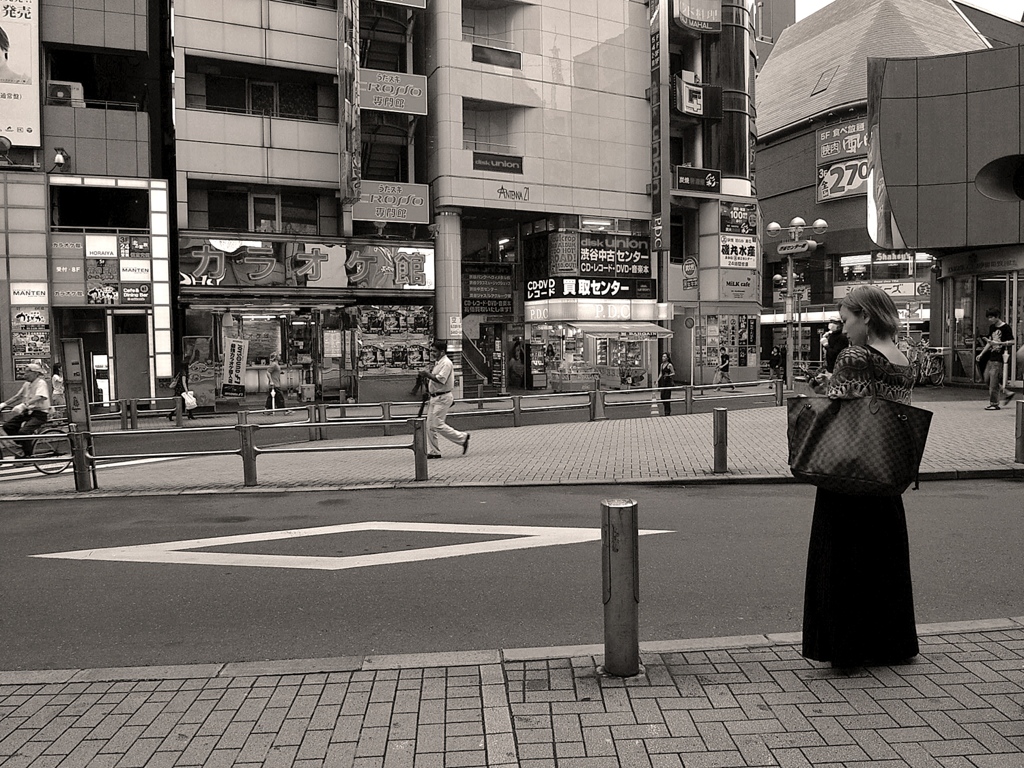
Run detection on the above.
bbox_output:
[1,480,1020,671]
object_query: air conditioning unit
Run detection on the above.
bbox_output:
[47,81,85,108]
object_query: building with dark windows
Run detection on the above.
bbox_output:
[755,0,1023,381]
[0,0,172,409]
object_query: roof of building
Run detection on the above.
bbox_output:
[953,1,1024,46]
[756,0,992,137]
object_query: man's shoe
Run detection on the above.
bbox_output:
[427,454,442,460]
[985,404,1000,410]
[1000,392,1016,407]
[462,433,471,455]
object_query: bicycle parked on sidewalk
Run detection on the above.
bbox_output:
[0,407,73,475]
[901,337,945,387]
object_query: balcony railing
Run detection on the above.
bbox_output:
[45,98,140,111]
[462,32,515,50]
[462,139,517,153]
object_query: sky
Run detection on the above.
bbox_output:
[796,0,1024,19]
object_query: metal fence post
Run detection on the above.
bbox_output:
[119,400,129,430]
[1016,400,1023,464]
[601,498,640,677]
[590,389,607,421]
[512,395,522,427]
[775,378,784,406]
[713,407,728,473]
[382,402,394,436]
[236,415,258,487]
[412,417,428,480]
[307,404,318,442]
[316,404,328,441]
[67,426,95,492]
[129,399,139,430]
[174,398,183,427]
[685,386,694,415]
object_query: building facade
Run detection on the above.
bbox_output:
[870,43,1024,388]
[1,0,759,409]
[1,0,172,408]
[754,0,1020,374]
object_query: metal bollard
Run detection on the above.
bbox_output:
[412,417,428,480]
[382,402,394,436]
[1016,400,1023,464]
[590,389,607,421]
[774,378,784,406]
[685,386,694,415]
[119,399,129,430]
[236,419,258,487]
[713,407,728,473]
[512,395,522,428]
[129,399,139,430]
[68,426,96,492]
[173,398,183,427]
[601,498,640,677]
[478,384,485,408]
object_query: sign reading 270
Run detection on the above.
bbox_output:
[817,158,868,202]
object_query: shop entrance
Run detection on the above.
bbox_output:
[113,314,151,400]
[948,273,1021,385]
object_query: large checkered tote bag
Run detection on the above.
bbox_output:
[787,395,932,496]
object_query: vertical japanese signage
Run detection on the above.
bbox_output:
[338,0,361,205]
[651,0,672,283]
[223,338,249,398]
[0,0,40,147]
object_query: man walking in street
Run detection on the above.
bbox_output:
[976,307,1016,410]
[421,340,470,458]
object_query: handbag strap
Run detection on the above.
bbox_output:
[866,347,925,491]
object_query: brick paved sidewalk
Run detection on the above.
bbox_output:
[2,619,1022,768]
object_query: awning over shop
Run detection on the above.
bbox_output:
[568,322,674,340]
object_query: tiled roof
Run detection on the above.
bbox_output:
[756,0,990,137]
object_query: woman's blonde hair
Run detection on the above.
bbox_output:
[838,285,900,340]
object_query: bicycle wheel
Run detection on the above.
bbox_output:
[32,428,73,475]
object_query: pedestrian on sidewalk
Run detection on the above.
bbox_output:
[169,362,196,421]
[976,307,1015,410]
[658,353,675,416]
[712,346,734,390]
[767,345,782,387]
[802,285,919,667]
[421,340,470,459]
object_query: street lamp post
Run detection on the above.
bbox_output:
[767,216,828,389]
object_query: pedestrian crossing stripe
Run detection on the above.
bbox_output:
[33,521,673,571]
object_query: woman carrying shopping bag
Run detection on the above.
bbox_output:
[169,362,197,421]
[798,285,921,667]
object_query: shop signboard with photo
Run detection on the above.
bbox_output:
[179,238,434,292]
[0,0,40,147]
[10,304,50,363]
[720,202,758,235]
[49,233,154,306]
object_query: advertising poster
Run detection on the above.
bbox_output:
[10,305,49,358]
[357,305,432,377]
[0,0,40,147]
[548,232,579,275]
[223,338,249,398]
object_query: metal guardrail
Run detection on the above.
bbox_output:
[46,381,786,492]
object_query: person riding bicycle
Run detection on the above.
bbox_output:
[0,361,51,458]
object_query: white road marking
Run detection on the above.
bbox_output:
[33,521,673,571]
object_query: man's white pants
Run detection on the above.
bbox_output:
[426,392,467,455]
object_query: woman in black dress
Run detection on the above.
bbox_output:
[802,285,919,666]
